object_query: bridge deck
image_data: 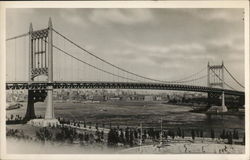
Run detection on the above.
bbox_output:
[6,81,244,96]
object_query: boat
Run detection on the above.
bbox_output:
[6,103,23,110]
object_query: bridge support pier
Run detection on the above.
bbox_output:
[26,88,59,127]
[207,91,227,113]
[24,90,36,121]
[221,91,228,112]
[45,86,54,119]
[239,95,245,107]
[24,90,47,121]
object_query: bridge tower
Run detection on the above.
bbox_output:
[207,62,228,112]
[24,18,59,126]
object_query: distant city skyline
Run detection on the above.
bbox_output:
[6,8,245,91]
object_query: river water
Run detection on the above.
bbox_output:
[6,102,245,138]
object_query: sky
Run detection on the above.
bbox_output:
[6,8,245,91]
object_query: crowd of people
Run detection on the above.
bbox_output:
[6,114,23,124]
[6,114,43,124]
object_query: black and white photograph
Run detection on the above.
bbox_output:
[0,1,249,159]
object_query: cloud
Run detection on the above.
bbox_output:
[58,9,89,28]
[122,40,206,59]
[204,10,243,22]
[189,9,244,22]
[89,9,153,26]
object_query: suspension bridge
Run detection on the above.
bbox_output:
[5,19,245,126]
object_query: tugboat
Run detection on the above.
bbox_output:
[190,104,209,113]
[6,103,23,110]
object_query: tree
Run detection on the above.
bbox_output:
[191,129,195,140]
[196,129,199,137]
[200,129,203,138]
[211,129,215,140]
[79,133,83,142]
[177,127,181,137]
[220,129,226,139]
[125,128,130,144]
[172,131,175,140]
[228,132,233,144]
[129,130,134,147]
[120,129,125,144]
[233,129,239,139]
[84,133,89,142]
[84,120,86,128]
[243,134,245,145]
[181,129,185,139]
[89,122,92,129]
[95,123,98,130]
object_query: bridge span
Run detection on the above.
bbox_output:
[6,81,244,96]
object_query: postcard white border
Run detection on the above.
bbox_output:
[0,1,249,160]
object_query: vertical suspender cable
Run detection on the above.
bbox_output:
[100,61,102,81]
[37,39,40,81]
[71,54,73,81]
[57,35,59,81]
[37,38,41,68]
[113,66,114,82]
[24,36,27,81]
[77,59,79,81]
[41,38,43,68]
[14,39,16,81]
[45,37,47,69]
[33,39,36,70]
[63,38,65,81]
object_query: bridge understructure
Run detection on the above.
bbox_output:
[5,19,245,126]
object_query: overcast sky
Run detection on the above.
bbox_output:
[6,8,245,90]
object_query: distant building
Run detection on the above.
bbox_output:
[128,95,144,101]
[109,97,120,101]
[144,95,154,101]
[183,93,194,99]
[93,95,105,101]
[155,96,162,101]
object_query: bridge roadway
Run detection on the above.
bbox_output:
[6,81,244,96]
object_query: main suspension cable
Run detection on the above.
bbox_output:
[210,69,236,90]
[50,42,141,83]
[6,32,29,41]
[224,65,245,88]
[175,74,208,84]
[53,29,183,84]
[173,66,207,82]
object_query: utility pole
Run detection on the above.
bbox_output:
[207,62,210,87]
[140,122,142,153]
[160,117,163,144]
